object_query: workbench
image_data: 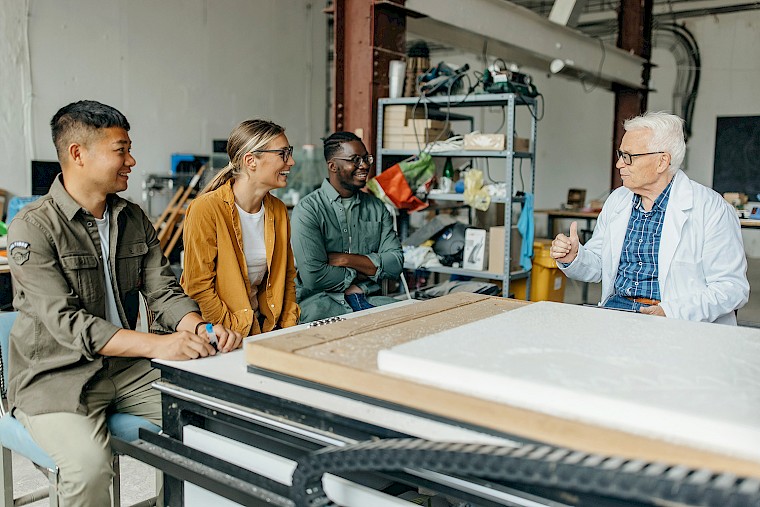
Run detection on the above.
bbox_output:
[537,209,760,237]
[114,294,760,507]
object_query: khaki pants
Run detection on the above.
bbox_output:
[15,359,161,507]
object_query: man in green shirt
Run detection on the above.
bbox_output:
[291,132,403,323]
[7,100,241,506]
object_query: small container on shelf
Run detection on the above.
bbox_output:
[440,157,454,193]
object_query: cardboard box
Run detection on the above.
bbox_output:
[383,105,429,124]
[513,137,530,152]
[405,118,448,130]
[382,108,451,148]
[463,228,487,270]
[488,226,522,274]
[383,128,450,149]
[383,122,448,137]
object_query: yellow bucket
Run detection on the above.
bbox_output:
[510,239,566,302]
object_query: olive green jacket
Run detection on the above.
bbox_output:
[7,177,199,416]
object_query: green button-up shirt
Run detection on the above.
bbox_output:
[291,179,403,303]
[7,177,199,416]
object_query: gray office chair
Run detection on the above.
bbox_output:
[0,312,160,507]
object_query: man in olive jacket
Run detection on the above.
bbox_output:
[6,100,241,506]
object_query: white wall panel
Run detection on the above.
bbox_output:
[2,0,327,204]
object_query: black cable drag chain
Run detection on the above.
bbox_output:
[290,439,760,507]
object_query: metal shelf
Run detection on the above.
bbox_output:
[379,149,533,158]
[405,265,531,282]
[409,109,474,122]
[378,93,537,108]
[377,92,537,299]
[427,193,526,204]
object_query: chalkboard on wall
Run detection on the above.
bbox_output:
[712,116,760,198]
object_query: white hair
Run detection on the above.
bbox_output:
[624,111,686,174]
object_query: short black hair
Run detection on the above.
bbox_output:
[51,100,130,159]
[322,131,362,162]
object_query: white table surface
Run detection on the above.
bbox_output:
[155,300,519,447]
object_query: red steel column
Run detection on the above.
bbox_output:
[611,0,652,189]
[332,0,406,174]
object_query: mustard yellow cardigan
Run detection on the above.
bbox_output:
[181,181,300,336]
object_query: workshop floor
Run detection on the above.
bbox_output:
[8,453,157,506]
[7,259,759,504]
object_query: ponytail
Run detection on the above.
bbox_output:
[199,161,237,195]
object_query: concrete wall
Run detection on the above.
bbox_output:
[0,1,33,200]
[1,0,328,204]
[671,12,760,256]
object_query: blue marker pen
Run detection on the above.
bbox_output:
[205,323,218,351]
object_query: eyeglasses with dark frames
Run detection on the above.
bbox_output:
[252,145,294,163]
[615,149,665,165]
[331,154,374,168]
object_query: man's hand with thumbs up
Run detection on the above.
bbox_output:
[550,221,580,264]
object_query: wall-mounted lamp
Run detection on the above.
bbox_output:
[549,58,575,74]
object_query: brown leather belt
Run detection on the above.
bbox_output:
[624,296,660,306]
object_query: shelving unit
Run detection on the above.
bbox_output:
[376,92,537,298]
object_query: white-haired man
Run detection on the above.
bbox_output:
[551,111,749,324]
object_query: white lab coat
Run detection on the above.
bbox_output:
[560,170,749,325]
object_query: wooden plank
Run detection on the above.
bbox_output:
[155,165,205,250]
[153,186,183,232]
[256,292,512,353]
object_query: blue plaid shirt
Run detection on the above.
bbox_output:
[614,180,673,300]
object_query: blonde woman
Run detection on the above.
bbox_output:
[181,119,300,337]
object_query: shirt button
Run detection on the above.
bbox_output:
[87,222,93,226]
[635,282,639,285]
[270,304,275,308]
[639,262,643,265]
[639,239,643,243]
[343,229,347,232]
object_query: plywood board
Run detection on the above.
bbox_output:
[246,294,760,479]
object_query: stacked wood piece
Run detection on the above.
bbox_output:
[154,165,205,257]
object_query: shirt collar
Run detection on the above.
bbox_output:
[220,179,237,206]
[320,178,344,202]
[632,177,674,212]
[652,178,674,211]
[49,175,81,220]
[50,173,126,221]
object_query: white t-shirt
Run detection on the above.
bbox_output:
[95,210,122,328]
[236,203,268,313]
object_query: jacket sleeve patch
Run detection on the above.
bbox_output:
[9,241,31,265]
